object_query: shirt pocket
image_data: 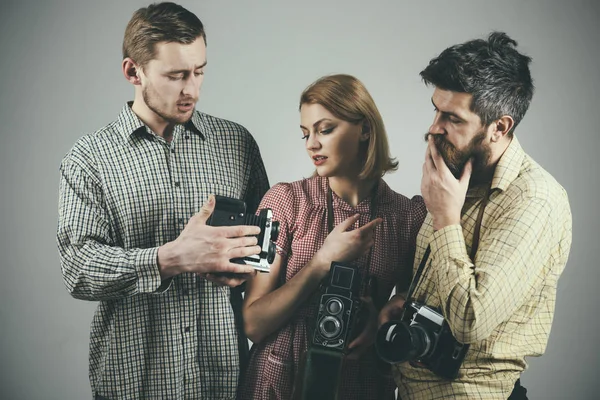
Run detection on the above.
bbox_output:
[188,182,243,212]
[262,351,295,400]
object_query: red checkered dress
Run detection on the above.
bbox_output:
[238,176,426,400]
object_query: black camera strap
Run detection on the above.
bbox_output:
[405,184,492,303]
[326,179,379,296]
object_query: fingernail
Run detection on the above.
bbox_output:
[208,194,214,204]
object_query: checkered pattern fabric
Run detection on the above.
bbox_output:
[57,103,269,399]
[238,176,427,400]
[393,137,573,399]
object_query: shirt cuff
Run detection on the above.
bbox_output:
[135,247,172,294]
[430,224,469,261]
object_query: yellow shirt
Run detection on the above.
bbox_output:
[393,137,572,399]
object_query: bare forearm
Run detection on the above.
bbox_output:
[244,258,327,343]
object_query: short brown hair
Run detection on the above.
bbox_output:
[122,2,206,67]
[300,74,398,180]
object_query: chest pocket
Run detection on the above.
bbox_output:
[187,181,243,213]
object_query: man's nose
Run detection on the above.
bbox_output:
[429,114,445,135]
[182,75,201,96]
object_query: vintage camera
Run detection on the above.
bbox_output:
[375,301,468,380]
[206,195,279,272]
[311,262,362,354]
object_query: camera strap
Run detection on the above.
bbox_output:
[326,180,379,296]
[405,184,492,302]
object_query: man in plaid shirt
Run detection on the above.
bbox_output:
[57,2,269,399]
[380,32,572,399]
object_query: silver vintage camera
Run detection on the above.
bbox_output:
[206,195,279,272]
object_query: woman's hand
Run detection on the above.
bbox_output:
[312,214,382,278]
[346,296,378,360]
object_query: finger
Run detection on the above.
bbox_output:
[378,307,395,326]
[195,194,216,225]
[378,296,405,326]
[348,330,368,349]
[334,213,360,232]
[460,158,473,185]
[205,273,254,287]
[216,262,256,275]
[214,224,261,238]
[428,136,455,177]
[425,136,432,162]
[227,245,262,259]
[424,139,436,173]
[356,217,382,234]
[428,135,442,164]
[228,235,259,248]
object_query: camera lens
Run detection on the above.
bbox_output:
[375,321,432,364]
[319,316,342,338]
[325,299,343,315]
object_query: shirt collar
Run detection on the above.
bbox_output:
[115,102,206,141]
[490,135,525,192]
[316,176,393,210]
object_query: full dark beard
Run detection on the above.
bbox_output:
[424,132,491,179]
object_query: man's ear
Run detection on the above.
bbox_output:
[490,115,514,142]
[122,58,142,85]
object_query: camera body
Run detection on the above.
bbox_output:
[312,262,361,354]
[206,195,279,272]
[376,301,468,380]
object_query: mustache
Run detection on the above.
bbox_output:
[424,133,452,148]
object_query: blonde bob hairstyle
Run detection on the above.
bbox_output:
[299,74,398,180]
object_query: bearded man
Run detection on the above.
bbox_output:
[379,32,572,400]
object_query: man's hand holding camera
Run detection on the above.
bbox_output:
[157,195,260,287]
[421,135,472,231]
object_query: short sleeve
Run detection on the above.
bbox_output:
[255,183,296,259]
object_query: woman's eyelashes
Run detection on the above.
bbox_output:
[301,126,335,140]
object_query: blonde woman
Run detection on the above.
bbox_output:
[238,74,426,400]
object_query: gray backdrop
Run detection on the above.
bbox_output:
[1,0,598,399]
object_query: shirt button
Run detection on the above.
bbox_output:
[178,217,185,224]
[184,326,191,333]
[184,135,190,140]
[171,149,175,153]
[174,182,180,187]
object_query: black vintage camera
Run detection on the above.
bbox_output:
[312,262,362,354]
[375,301,468,380]
[294,262,362,399]
[206,195,279,272]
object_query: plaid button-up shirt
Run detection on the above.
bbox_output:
[393,137,572,399]
[57,103,269,399]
